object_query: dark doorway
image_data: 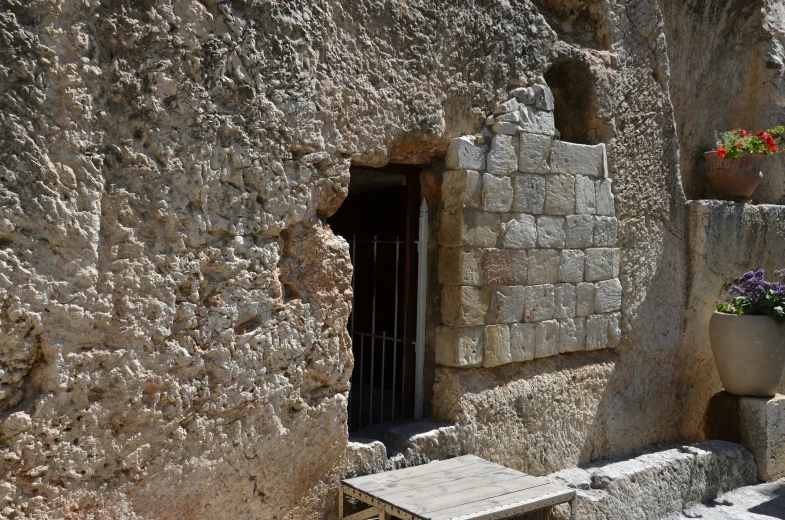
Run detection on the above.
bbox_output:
[328,165,421,433]
[545,58,596,145]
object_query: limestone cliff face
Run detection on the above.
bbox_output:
[660,0,785,203]
[0,0,713,517]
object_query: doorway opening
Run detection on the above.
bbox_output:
[328,165,422,433]
[545,58,598,145]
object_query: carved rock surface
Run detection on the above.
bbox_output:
[0,2,558,517]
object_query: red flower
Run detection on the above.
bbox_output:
[740,129,748,137]
[757,130,766,138]
[736,140,745,149]
[771,144,779,153]
[717,147,728,158]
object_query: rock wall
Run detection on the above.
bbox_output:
[0,0,770,518]
[679,201,785,442]
[0,0,557,517]
[659,0,785,203]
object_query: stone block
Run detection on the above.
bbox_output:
[554,283,576,319]
[524,284,555,322]
[496,111,521,123]
[565,214,594,249]
[532,83,554,111]
[558,249,584,283]
[511,173,546,213]
[595,278,622,313]
[576,282,595,317]
[585,248,621,282]
[551,141,604,177]
[439,209,500,248]
[484,249,527,285]
[438,247,484,286]
[441,285,490,326]
[707,392,785,482]
[594,216,618,246]
[501,213,537,249]
[483,324,512,367]
[586,312,621,351]
[489,286,525,324]
[435,326,484,367]
[551,441,757,520]
[494,97,519,114]
[575,175,597,214]
[518,133,552,174]
[544,174,575,215]
[527,249,559,285]
[482,174,513,212]
[519,104,556,136]
[559,317,586,353]
[487,134,519,175]
[511,86,535,104]
[442,169,482,210]
[537,215,566,248]
[446,136,485,171]
[739,396,785,481]
[535,319,559,358]
[596,178,615,216]
[492,121,518,135]
[510,322,536,362]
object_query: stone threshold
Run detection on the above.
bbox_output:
[346,420,475,478]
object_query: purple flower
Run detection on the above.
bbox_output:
[775,268,785,278]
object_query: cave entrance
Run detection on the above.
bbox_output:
[328,165,422,433]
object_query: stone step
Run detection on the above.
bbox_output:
[663,479,785,519]
[542,441,757,520]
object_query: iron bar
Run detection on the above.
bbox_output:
[414,199,428,420]
[393,237,400,421]
[380,331,386,423]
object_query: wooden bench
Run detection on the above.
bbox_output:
[340,454,577,520]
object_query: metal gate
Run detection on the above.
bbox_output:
[347,200,428,432]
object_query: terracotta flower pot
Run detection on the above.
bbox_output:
[704,151,766,202]
[709,312,785,397]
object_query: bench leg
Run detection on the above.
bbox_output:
[338,487,344,519]
[379,510,390,520]
[569,496,578,519]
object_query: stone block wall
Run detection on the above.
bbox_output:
[436,86,621,369]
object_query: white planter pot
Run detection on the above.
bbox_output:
[710,312,785,397]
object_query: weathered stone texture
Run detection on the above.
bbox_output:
[442,169,482,210]
[512,173,547,213]
[501,213,537,249]
[0,0,564,516]
[518,133,553,174]
[484,249,528,286]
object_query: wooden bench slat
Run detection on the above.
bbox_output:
[343,455,485,489]
[339,455,575,520]
[354,460,505,496]
[425,484,575,520]
[390,475,551,516]
[378,468,543,504]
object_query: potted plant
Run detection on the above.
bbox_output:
[712,269,785,397]
[704,127,784,202]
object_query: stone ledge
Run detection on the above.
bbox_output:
[706,391,785,482]
[345,421,475,478]
[545,441,756,520]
